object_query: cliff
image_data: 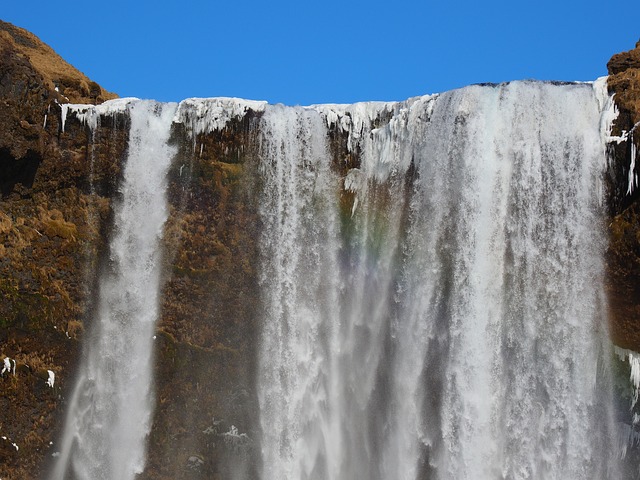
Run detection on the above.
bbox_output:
[606,40,640,349]
[0,21,118,478]
[1,20,640,480]
[0,21,261,479]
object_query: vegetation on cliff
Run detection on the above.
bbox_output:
[0,20,123,479]
[0,20,264,479]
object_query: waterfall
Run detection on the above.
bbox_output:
[51,100,177,480]
[257,81,620,480]
[50,80,624,480]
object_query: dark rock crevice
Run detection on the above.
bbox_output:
[0,147,42,197]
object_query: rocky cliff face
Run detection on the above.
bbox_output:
[606,40,640,350]
[0,21,263,479]
[0,21,120,478]
[1,20,640,480]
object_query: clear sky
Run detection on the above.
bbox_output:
[3,1,638,106]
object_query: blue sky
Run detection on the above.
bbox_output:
[3,1,638,106]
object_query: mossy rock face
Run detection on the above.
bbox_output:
[0,21,126,480]
[607,202,640,350]
[143,116,262,479]
[0,51,265,476]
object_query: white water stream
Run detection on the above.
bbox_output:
[51,100,177,480]
[257,81,620,480]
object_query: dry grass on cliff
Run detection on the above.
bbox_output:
[0,20,117,103]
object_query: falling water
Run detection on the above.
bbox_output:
[49,81,624,480]
[257,81,620,480]
[257,105,342,480]
[51,100,177,480]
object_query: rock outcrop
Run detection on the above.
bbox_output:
[0,21,121,479]
[606,39,640,350]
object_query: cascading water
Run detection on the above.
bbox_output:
[51,100,177,480]
[257,80,621,480]
[257,105,343,480]
[49,80,629,480]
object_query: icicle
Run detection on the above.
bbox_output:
[174,97,267,139]
[627,129,637,195]
[60,104,68,133]
[630,352,640,408]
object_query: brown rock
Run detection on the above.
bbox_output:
[607,39,640,131]
[607,40,640,75]
[0,21,117,104]
[0,21,122,480]
[607,39,640,351]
